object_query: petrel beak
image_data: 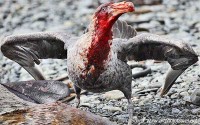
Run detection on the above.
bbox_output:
[160,68,186,96]
[110,1,135,16]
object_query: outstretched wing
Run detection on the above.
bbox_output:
[120,33,198,95]
[122,33,197,67]
[112,20,137,39]
[0,32,74,80]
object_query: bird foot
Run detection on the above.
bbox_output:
[76,98,80,108]
[127,99,133,125]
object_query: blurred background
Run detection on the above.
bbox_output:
[0,0,200,124]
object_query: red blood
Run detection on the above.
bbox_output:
[86,14,116,71]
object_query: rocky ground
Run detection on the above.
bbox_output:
[0,0,200,124]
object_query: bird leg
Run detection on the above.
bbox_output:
[127,98,133,125]
[121,84,133,125]
[73,84,81,108]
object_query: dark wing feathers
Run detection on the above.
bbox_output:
[112,20,137,39]
[122,33,184,61]
[1,32,71,67]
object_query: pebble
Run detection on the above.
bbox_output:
[147,82,162,89]
[170,93,179,99]
[80,103,92,108]
[180,91,189,97]
[103,106,122,113]
[137,88,158,94]
[191,108,200,114]
[171,108,181,114]
[183,96,190,102]
[103,90,124,100]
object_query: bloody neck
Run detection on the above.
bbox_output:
[86,16,118,70]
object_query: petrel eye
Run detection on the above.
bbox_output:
[102,7,106,11]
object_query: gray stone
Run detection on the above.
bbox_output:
[171,108,181,114]
[191,108,200,114]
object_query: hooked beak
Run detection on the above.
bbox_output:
[110,1,135,16]
[160,68,186,96]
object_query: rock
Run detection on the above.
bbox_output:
[137,88,158,94]
[80,95,99,103]
[170,93,179,99]
[157,98,170,105]
[172,100,181,106]
[147,82,162,89]
[191,108,200,114]
[129,13,154,24]
[183,96,190,102]
[116,114,128,124]
[103,106,122,113]
[180,91,189,97]
[30,21,46,30]
[190,89,200,106]
[0,53,2,60]
[132,88,142,94]
[103,90,124,100]
[138,98,150,106]
[80,103,92,108]
[172,108,181,114]
[32,12,48,22]
[146,94,153,99]
[138,20,160,29]
[64,21,75,28]
[92,100,101,104]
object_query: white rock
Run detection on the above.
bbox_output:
[180,91,189,97]
[103,106,122,112]
[191,108,200,114]
[172,108,181,114]
[103,90,124,100]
